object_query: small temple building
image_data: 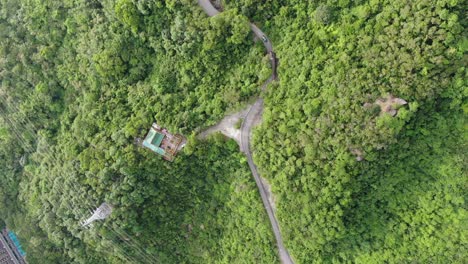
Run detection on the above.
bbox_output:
[142,123,186,161]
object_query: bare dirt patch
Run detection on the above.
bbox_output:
[364,95,408,116]
[198,105,251,143]
[260,176,276,212]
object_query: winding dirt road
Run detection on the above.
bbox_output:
[198,1,293,263]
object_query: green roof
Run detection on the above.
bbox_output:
[142,128,166,157]
[143,140,166,156]
[144,129,165,147]
[151,132,164,147]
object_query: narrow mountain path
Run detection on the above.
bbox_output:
[198,1,294,263]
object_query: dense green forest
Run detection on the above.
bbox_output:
[0,0,275,263]
[249,0,466,263]
[0,0,466,263]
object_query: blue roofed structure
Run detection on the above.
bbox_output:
[6,232,25,257]
[0,228,27,264]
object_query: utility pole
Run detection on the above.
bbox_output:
[81,203,113,227]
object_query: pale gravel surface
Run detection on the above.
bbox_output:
[198,106,251,144]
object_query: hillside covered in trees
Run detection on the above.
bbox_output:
[0,0,276,263]
[248,0,466,262]
[0,0,466,263]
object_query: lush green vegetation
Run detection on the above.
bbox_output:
[1,0,466,263]
[0,0,275,263]
[249,0,467,263]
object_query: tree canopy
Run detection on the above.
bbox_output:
[0,0,466,263]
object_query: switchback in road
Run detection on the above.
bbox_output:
[197,1,293,263]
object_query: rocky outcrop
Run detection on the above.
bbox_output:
[365,95,408,116]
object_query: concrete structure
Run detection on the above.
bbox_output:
[0,229,27,264]
[81,203,113,227]
[142,123,186,161]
